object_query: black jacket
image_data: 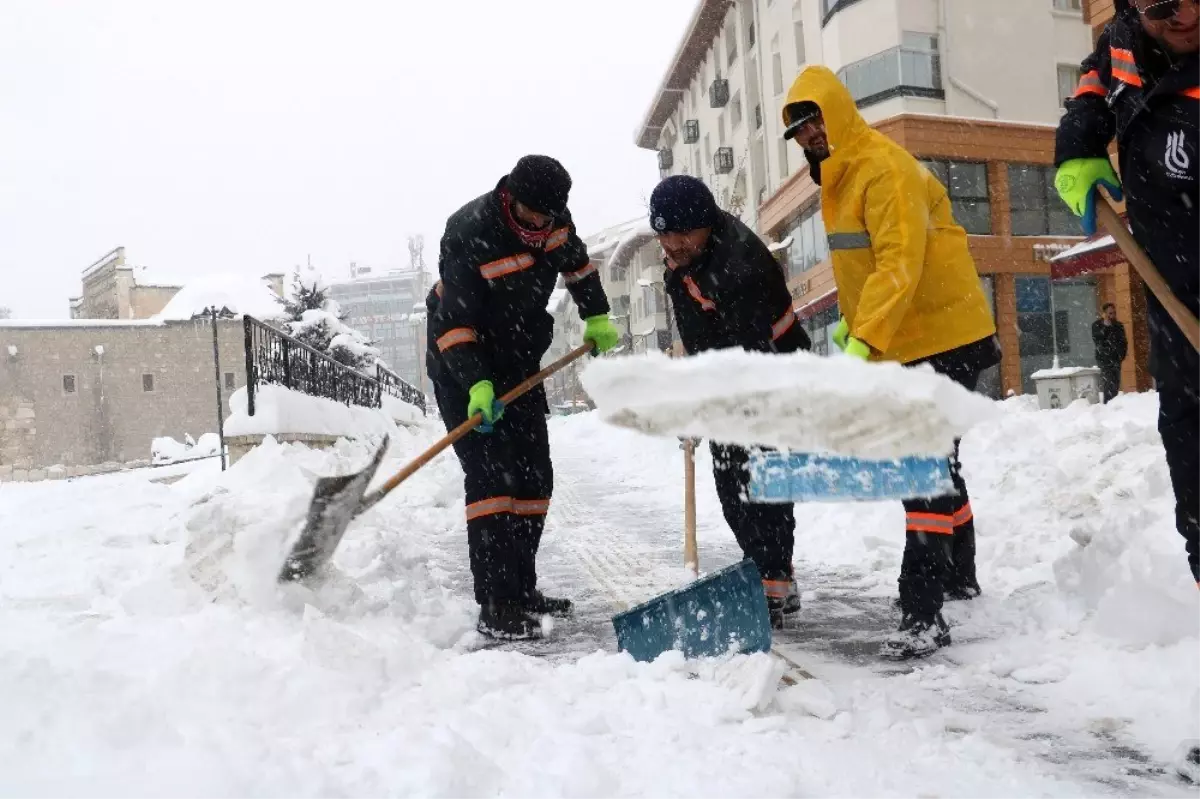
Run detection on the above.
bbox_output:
[1055,9,1197,371]
[664,211,811,357]
[426,178,610,392]
[1092,318,1129,364]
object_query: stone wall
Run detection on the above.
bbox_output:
[0,318,246,470]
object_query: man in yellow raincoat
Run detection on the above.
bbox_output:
[781,65,1001,660]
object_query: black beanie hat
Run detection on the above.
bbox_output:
[649,175,719,233]
[505,155,572,216]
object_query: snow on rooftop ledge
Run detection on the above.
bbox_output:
[154,272,284,321]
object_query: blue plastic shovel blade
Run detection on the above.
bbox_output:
[747,451,954,503]
[612,559,774,663]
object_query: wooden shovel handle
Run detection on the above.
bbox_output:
[360,343,595,512]
[683,438,698,576]
[1096,193,1200,352]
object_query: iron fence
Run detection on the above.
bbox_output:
[243,315,382,416]
[377,363,426,415]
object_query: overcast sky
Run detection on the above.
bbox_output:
[0,0,694,318]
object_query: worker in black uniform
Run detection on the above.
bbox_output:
[649,175,812,623]
[425,155,619,640]
[1056,0,1198,587]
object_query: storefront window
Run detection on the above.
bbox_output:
[801,302,840,356]
[977,275,1002,399]
[919,159,991,235]
[781,205,829,280]
[1015,275,1098,393]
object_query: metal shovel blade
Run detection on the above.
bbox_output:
[278,436,389,583]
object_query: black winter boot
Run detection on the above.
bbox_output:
[477,600,544,641]
[524,589,573,618]
[765,579,801,628]
[879,612,951,660]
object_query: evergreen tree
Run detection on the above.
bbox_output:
[276,267,380,372]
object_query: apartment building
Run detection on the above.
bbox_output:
[327,263,429,388]
[639,0,1106,396]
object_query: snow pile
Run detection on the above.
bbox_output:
[151,433,221,465]
[581,348,1000,458]
[224,384,401,439]
[154,272,284,321]
[381,392,425,425]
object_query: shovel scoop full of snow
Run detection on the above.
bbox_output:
[580,349,999,460]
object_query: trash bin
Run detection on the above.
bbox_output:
[1031,366,1102,409]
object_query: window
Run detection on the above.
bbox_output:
[726,18,738,66]
[1053,0,1082,10]
[781,205,829,278]
[771,35,784,95]
[142,373,155,392]
[778,137,790,179]
[224,372,236,391]
[718,114,726,146]
[1008,164,1076,235]
[919,159,991,234]
[837,34,942,107]
[731,91,743,128]
[1015,276,1097,392]
[793,5,806,67]
[748,20,756,48]
[1057,64,1081,106]
[821,0,866,22]
[62,374,76,394]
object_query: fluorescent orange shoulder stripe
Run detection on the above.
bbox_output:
[480,253,535,280]
[437,327,477,352]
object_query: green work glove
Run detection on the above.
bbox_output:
[583,314,620,355]
[467,380,504,433]
[1054,158,1123,236]
[832,317,850,351]
[844,338,871,361]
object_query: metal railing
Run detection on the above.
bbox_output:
[243,315,381,416]
[377,363,426,415]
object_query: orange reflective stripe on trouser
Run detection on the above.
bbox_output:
[513,498,550,516]
[1181,87,1200,100]
[465,496,514,521]
[762,579,792,599]
[437,327,477,351]
[906,511,955,535]
[771,309,797,341]
[952,501,973,527]
[1110,47,1142,87]
[1074,70,1107,98]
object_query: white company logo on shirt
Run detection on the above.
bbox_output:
[1165,130,1193,181]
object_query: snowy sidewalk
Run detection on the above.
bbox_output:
[0,397,1196,796]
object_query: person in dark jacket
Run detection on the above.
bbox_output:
[649,175,812,623]
[426,155,620,640]
[1055,0,1198,587]
[1091,302,1129,403]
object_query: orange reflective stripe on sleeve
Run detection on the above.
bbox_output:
[465,496,514,521]
[480,253,535,280]
[762,580,792,599]
[771,310,797,341]
[952,502,974,527]
[905,511,955,535]
[513,498,550,516]
[1074,70,1107,98]
[563,262,597,284]
[436,327,477,352]
[544,227,570,252]
[1109,47,1142,87]
[683,275,716,311]
[1181,87,1200,100]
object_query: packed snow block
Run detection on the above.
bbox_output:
[748,451,953,503]
[581,349,1000,459]
[612,559,773,663]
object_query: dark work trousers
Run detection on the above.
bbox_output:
[1099,362,1122,404]
[710,442,796,584]
[898,339,994,621]
[1149,307,1199,584]
[434,379,553,605]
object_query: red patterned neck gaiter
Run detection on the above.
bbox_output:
[500,187,553,249]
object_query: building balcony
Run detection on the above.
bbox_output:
[710,78,730,108]
[683,119,700,143]
[714,147,735,175]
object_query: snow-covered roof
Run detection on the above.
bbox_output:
[153,272,284,321]
[585,217,650,259]
[0,318,166,329]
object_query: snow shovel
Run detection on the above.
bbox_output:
[1096,192,1199,352]
[747,450,954,504]
[278,343,596,582]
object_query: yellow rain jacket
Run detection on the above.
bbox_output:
[782,66,996,365]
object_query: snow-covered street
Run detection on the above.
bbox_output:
[1,395,1197,796]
